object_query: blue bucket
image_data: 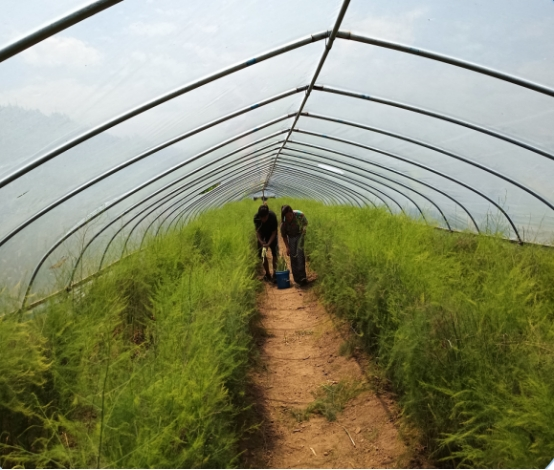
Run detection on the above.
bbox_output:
[275,270,291,289]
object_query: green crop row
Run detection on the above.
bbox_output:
[279,198,554,468]
[0,200,261,468]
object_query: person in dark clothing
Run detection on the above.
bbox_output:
[280,205,308,286]
[254,204,278,281]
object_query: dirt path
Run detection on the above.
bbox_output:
[242,241,424,468]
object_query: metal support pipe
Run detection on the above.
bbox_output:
[5,26,553,245]
[265,170,374,208]
[293,130,526,242]
[86,144,283,275]
[5,72,542,256]
[275,157,402,215]
[0,32,330,190]
[0,87,307,251]
[0,115,291,251]
[268,165,374,209]
[185,163,369,224]
[181,171,354,228]
[0,0,124,63]
[313,85,554,163]
[154,148,282,237]
[176,170,330,228]
[336,32,554,98]
[262,0,351,191]
[286,138,499,234]
[76,150,355,283]
[96,170,272,289]
[170,162,372,230]
[123,153,278,261]
[6,78,550,254]
[286,142,478,232]
[294,112,485,228]
[101,157,277,271]
[185,167,357,224]
[261,167,365,207]
[279,152,445,229]
[186,165,362,223]
[297,114,554,224]
[75,158,274,286]
[22,129,291,308]
[279,155,421,220]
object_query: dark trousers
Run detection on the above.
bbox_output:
[288,235,307,283]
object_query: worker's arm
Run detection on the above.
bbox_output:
[254,217,264,245]
[301,214,308,234]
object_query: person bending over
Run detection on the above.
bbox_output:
[280,205,308,286]
[254,204,278,282]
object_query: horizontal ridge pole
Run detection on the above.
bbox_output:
[263,0,351,190]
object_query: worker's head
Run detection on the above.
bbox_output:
[281,205,294,223]
[257,204,269,222]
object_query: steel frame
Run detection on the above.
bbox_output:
[296,113,554,223]
[184,167,359,225]
[132,163,368,258]
[70,145,284,284]
[21,131,292,306]
[280,152,451,229]
[96,162,276,276]
[285,142,479,232]
[263,0,351,190]
[169,170,354,233]
[312,85,554,162]
[11,7,554,308]
[292,130,525,241]
[0,0,123,63]
[68,152,363,288]
[150,160,359,241]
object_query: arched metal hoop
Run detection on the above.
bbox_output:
[183,167,362,226]
[279,152,453,230]
[0,0,123,63]
[4,78,546,252]
[285,142,479,232]
[21,128,292,308]
[186,167,358,224]
[292,130,524,242]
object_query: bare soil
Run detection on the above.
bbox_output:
[241,240,428,468]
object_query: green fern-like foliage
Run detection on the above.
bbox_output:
[279,197,554,469]
[276,256,288,272]
[0,200,261,469]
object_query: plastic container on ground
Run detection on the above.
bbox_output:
[275,270,291,289]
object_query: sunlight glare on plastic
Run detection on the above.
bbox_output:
[317,163,344,175]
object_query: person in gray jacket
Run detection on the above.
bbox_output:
[280,205,308,286]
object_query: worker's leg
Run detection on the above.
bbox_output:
[288,236,307,284]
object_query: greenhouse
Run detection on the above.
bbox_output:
[1,0,554,468]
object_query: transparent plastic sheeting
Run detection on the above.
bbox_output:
[1,0,553,303]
